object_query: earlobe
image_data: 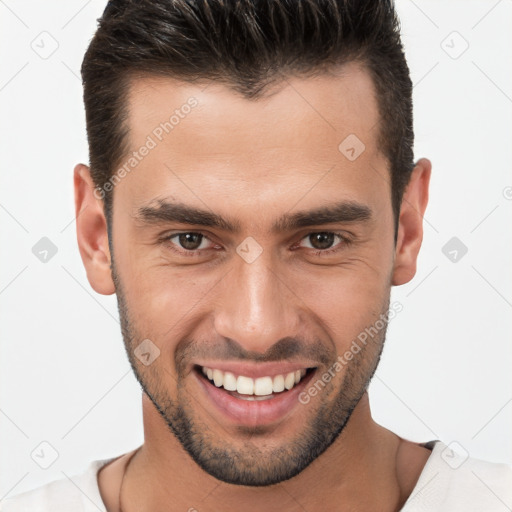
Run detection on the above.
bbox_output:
[391,158,432,286]
[74,163,116,295]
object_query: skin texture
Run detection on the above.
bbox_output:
[74,61,432,511]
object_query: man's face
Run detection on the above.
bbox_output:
[108,62,397,485]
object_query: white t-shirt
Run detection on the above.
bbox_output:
[2,440,511,511]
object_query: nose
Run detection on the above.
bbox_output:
[213,248,301,354]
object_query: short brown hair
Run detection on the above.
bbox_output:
[81,0,414,239]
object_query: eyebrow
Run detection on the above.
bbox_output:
[135,199,372,233]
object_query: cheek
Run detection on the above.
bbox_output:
[119,264,210,344]
[289,256,391,348]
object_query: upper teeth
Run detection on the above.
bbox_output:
[201,366,308,396]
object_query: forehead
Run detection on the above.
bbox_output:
[126,61,380,147]
[118,61,388,217]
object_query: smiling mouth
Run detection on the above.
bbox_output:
[194,365,317,400]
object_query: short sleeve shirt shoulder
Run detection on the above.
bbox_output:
[400,440,512,511]
[0,458,114,512]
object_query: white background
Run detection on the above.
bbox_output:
[1,0,511,499]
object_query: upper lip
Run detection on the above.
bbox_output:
[194,361,317,379]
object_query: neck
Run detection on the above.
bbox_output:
[121,392,415,512]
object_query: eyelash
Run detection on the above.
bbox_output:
[160,231,352,258]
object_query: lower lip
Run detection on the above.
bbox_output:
[194,367,316,427]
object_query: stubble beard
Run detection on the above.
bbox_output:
[111,259,388,486]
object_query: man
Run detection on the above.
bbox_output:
[3,0,511,511]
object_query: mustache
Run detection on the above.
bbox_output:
[175,336,334,374]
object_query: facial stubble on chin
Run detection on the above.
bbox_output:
[110,257,388,487]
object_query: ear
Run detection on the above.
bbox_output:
[74,163,116,295]
[391,158,432,286]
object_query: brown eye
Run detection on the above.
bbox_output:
[297,231,350,254]
[177,233,204,250]
[308,232,336,250]
[163,232,213,253]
